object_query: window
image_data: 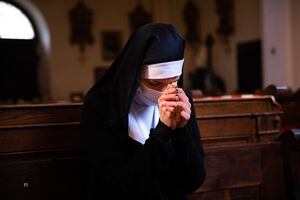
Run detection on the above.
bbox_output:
[0,1,39,103]
[0,1,35,39]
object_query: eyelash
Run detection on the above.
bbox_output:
[148,80,179,86]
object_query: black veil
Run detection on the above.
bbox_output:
[83,23,185,129]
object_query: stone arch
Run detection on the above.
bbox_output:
[8,0,51,101]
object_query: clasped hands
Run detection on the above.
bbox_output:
[158,84,191,129]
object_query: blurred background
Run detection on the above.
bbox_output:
[1,1,300,199]
[0,0,299,104]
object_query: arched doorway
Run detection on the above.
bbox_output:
[0,0,51,104]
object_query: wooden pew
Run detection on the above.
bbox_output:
[276,129,300,200]
[187,94,285,199]
[259,85,300,199]
[280,89,300,130]
[193,95,282,146]
[0,103,87,200]
[258,84,300,130]
[0,96,286,199]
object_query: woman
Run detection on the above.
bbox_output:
[81,23,205,200]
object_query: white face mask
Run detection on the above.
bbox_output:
[135,82,163,106]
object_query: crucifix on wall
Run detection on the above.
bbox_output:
[128,2,153,33]
[69,0,94,54]
[183,0,201,51]
[215,0,235,44]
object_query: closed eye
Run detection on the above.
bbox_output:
[148,81,159,86]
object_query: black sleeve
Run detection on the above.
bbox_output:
[172,95,206,194]
[81,105,177,198]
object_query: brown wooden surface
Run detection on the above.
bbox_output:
[0,99,290,199]
[276,129,300,200]
[187,142,285,200]
[193,96,282,146]
[281,90,300,130]
[260,85,300,130]
[0,150,87,200]
[0,103,86,200]
[0,103,84,154]
[266,86,300,199]
[0,103,81,128]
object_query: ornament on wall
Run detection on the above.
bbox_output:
[101,31,122,61]
[128,2,153,33]
[215,0,234,44]
[69,0,94,54]
[183,0,201,51]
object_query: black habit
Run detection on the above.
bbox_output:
[81,23,206,200]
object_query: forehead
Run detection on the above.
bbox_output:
[144,76,179,83]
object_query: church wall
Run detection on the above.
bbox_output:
[291,0,300,91]
[32,0,139,101]
[31,0,262,100]
[262,0,300,91]
[262,0,292,89]
[195,0,262,94]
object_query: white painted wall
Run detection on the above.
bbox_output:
[262,0,292,88]
[262,0,300,91]
[291,0,300,91]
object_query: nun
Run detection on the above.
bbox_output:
[81,23,205,200]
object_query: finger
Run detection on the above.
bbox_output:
[159,100,175,107]
[159,100,170,108]
[158,90,177,103]
[163,87,177,95]
[162,107,176,118]
[174,88,190,102]
[179,102,191,115]
[177,93,189,103]
[163,101,191,113]
[158,94,178,103]
[180,110,190,121]
[166,84,175,91]
[161,107,172,115]
[159,101,178,113]
[159,93,189,104]
[176,88,185,94]
[176,88,189,99]
[165,106,176,112]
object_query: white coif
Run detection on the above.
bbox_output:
[141,59,184,79]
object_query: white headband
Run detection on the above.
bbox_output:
[141,59,184,79]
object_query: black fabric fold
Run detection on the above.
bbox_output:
[81,23,205,200]
[83,23,185,129]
